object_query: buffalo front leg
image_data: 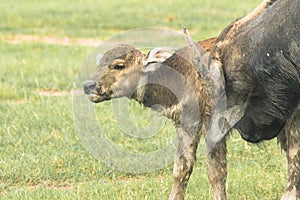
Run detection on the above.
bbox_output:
[280,109,300,200]
[206,138,227,200]
[169,128,201,200]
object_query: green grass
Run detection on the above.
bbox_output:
[0,42,92,100]
[0,0,288,199]
[0,0,260,41]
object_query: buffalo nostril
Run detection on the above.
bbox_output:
[84,80,96,94]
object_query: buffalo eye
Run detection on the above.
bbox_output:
[113,63,125,70]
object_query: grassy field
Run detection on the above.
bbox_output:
[0,0,288,199]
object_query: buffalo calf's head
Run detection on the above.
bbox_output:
[84,44,146,103]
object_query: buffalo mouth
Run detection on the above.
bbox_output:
[83,80,112,103]
[86,93,111,103]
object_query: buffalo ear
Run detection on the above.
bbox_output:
[144,47,175,65]
[143,47,175,72]
[96,53,104,66]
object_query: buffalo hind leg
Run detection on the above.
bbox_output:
[206,137,227,200]
[279,109,300,200]
[169,128,201,200]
